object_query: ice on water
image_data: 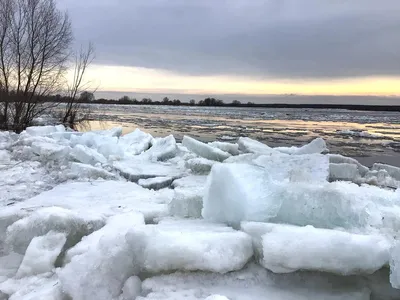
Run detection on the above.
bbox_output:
[2,125,400,299]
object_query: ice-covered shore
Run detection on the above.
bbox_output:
[1,125,400,299]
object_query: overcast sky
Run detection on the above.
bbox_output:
[59,0,400,97]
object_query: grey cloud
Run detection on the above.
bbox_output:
[60,0,400,79]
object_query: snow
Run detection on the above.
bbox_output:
[337,129,383,139]
[15,231,66,278]
[182,136,231,162]
[3,124,400,297]
[242,222,390,275]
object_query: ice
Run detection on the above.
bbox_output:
[224,153,261,164]
[169,175,207,218]
[5,207,104,255]
[186,157,216,174]
[64,212,145,263]
[138,262,371,300]
[363,169,400,189]
[205,295,230,300]
[182,136,231,162]
[138,177,174,190]
[119,276,142,300]
[3,181,173,223]
[114,159,185,182]
[93,127,123,137]
[31,142,70,161]
[16,231,66,278]
[328,154,369,176]
[0,150,10,163]
[270,180,400,230]
[275,138,328,155]
[142,135,177,161]
[59,227,148,300]
[390,242,400,289]
[202,164,282,225]
[69,162,116,180]
[329,163,360,182]
[25,125,65,136]
[0,253,23,282]
[338,130,383,139]
[242,222,390,275]
[0,273,63,300]
[119,129,153,155]
[70,144,107,165]
[237,137,276,154]
[372,163,400,181]
[141,220,253,274]
[208,141,239,156]
[253,153,329,182]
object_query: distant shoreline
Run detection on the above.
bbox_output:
[77,100,400,112]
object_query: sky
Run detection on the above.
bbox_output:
[59,0,400,101]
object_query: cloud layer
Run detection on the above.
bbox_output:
[60,0,400,79]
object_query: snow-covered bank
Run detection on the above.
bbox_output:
[1,125,400,299]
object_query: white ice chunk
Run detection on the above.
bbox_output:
[6,207,104,254]
[119,276,142,300]
[92,127,123,137]
[186,157,216,174]
[169,187,204,218]
[202,164,282,225]
[65,212,145,263]
[208,141,239,156]
[1,273,63,300]
[25,125,65,136]
[0,150,10,163]
[205,295,230,300]
[182,136,231,162]
[275,138,328,155]
[237,137,276,154]
[390,242,400,289]
[59,226,148,300]
[363,169,400,189]
[142,220,253,274]
[114,159,185,182]
[372,163,400,181]
[258,223,390,275]
[69,162,116,180]
[3,181,173,223]
[142,135,177,161]
[70,144,107,165]
[31,142,70,161]
[138,177,174,190]
[223,153,261,164]
[328,154,369,176]
[329,163,360,182]
[119,129,153,155]
[16,231,66,278]
[253,153,329,183]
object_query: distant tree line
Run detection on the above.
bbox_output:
[56,93,400,112]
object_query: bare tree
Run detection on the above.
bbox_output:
[0,0,73,132]
[61,42,95,129]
